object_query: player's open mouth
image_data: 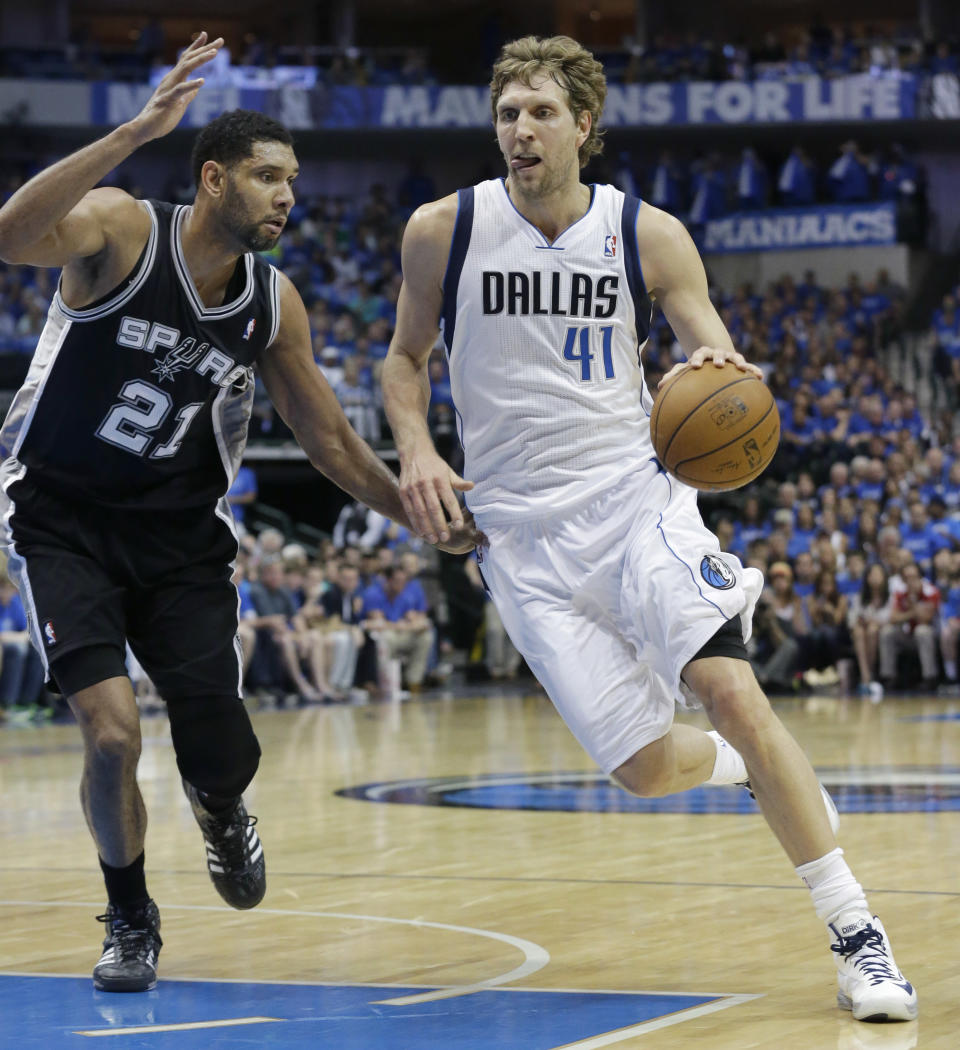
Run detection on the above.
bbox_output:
[511,155,541,170]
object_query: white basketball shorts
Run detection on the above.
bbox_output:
[476,462,764,773]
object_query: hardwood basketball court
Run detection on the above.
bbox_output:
[0,686,955,1047]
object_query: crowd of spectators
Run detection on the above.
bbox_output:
[604,23,958,84]
[614,141,926,238]
[2,161,960,707]
[178,496,522,709]
[3,19,960,88]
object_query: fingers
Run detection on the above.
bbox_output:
[401,482,447,544]
[684,346,763,378]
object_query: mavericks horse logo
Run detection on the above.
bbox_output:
[700,554,735,590]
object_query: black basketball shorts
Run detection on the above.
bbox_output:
[3,475,243,699]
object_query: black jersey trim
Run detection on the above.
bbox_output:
[441,186,475,355]
[266,266,282,348]
[171,206,256,320]
[55,201,159,321]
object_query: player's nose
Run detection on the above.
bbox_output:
[514,111,535,139]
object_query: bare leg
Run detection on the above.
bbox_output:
[274,631,320,700]
[67,676,145,867]
[852,623,871,684]
[863,622,880,682]
[305,628,334,695]
[684,656,836,866]
[612,723,717,796]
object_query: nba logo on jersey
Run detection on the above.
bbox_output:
[242,318,256,341]
[43,620,57,646]
[603,234,617,258]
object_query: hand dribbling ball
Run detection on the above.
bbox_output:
[650,361,780,491]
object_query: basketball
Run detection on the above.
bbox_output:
[650,361,780,491]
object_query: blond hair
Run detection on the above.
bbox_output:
[490,36,607,169]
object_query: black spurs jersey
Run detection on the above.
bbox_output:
[0,200,281,509]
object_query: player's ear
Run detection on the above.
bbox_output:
[575,109,591,150]
[199,160,227,199]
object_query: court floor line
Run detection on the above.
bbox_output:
[0,971,763,1000]
[547,995,763,1050]
[0,899,549,1005]
[75,1016,280,1038]
[0,866,956,897]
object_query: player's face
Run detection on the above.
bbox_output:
[220,141,299,252]
[495,75,589,200]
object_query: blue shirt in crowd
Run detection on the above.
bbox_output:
[361,578,427,622]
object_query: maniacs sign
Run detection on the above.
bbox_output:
[702,202,897,253]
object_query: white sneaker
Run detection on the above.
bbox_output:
[868,681,883,704]
[830,915,918,1022]
[740,779,840,836]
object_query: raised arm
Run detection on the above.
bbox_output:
[381,193,473,545]
[258,270,480,555]
[636,203,762,384]
[0,32,223,270]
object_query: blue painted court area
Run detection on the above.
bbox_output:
[338,768,960,814]
[2,975,719,1049]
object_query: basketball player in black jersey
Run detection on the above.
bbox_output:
[0,33,478,992]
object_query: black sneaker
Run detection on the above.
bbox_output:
[93,899,162,992]
[184,780,266,909]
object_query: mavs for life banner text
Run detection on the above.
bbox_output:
[701,202,897,253]
[90,74,916,130]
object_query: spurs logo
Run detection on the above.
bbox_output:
[151,338,209,382]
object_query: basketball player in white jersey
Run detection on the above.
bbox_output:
[382,36,916,1023]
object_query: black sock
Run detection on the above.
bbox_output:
[99,852,149,910]
[198,790,238,814]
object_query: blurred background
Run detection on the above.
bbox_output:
[2,0,960,707]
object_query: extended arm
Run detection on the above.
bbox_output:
[381,194,475,545]
[637,204,762,383]
[0,33,223,270]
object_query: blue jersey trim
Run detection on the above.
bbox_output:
[656,477,725,616]
[441,187,475,355]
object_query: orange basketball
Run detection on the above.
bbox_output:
[650,362,780,491]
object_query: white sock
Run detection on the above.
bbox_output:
[795,847,870,930]
[705,730,748,785]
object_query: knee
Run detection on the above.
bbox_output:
[85,717,142,769]
[697,674,772,743]
[167,695,261,799]
[612,741,672,797]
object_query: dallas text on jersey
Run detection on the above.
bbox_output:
[481,271,620,318]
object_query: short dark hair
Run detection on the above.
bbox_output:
[191,109,294,188]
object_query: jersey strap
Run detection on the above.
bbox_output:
[441,186,475,355]
[620,194,651,350]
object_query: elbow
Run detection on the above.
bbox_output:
[0,212,26,264]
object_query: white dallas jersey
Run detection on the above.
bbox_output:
[441,179,655,525]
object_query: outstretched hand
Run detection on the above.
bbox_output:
[658,345,762,388]
[129,32,224,145]
[399,448,475,545]
[434,509,487,555]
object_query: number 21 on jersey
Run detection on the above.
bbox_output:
[561,324,615,383]
[96,379,203,459]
